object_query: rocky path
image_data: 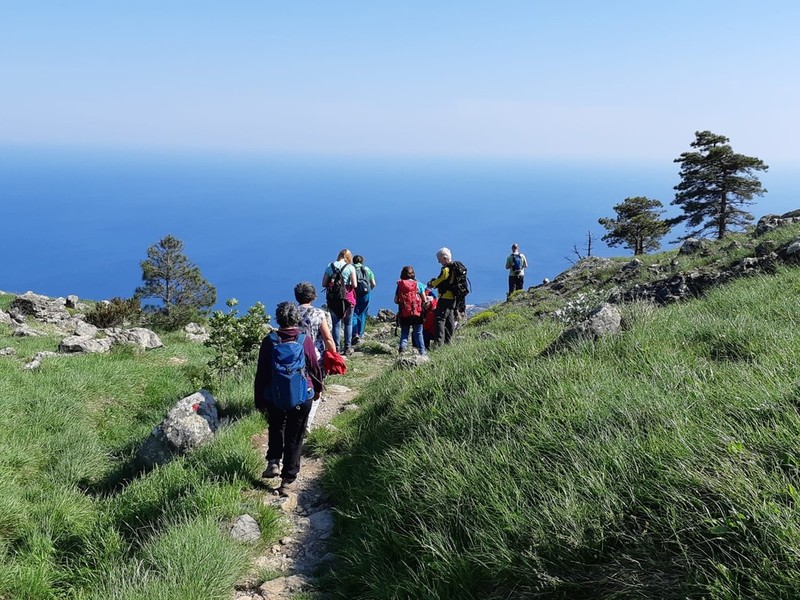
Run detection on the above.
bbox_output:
[234,381,360,600]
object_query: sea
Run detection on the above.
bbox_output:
[1,147,798,318]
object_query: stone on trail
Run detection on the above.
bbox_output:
[229,514,261,543]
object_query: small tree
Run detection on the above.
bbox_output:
[671,130,768,240]
[135,234,216,328]
[204,298,271,382]
[598,196,670,255]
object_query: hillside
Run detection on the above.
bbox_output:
[312,216,800,598]
[1,213,799,599]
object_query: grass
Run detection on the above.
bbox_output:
[320,264,800,599]
[0,321,280,599]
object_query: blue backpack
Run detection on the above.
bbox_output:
[511,253,523,273]
[264,332,311,410]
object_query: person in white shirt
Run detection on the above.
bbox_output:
[505,243,528,298]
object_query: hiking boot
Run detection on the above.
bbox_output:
[262,460,281,478]
[277,479,297,497]
[351,335,360,346]
[344,346,354,356]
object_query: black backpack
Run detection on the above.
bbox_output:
[326,262,349,319]
[355,265,371,297]
[447,260,471,311]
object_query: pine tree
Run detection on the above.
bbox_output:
[598,196,670,255]
[671,130,768,240]
[135,235,216,327]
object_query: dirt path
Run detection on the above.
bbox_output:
[233,380,361,600]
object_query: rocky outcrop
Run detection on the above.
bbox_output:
[184,322,209,343]
[137,390,219,469]
[58,336,114,354]
[10,291,70,323]
[755,211,800,236]
[23,351,59,370]
[546,303,622,354]
[106,327,163,350]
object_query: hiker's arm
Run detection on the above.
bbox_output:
[319,318,336,354]
[304,336,324,397]
[428,267,449,288]
[523,255,528,268]
[253,337,271,412]
[505,256,512,269]
[349,270,357,288]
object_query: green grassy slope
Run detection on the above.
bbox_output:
[0,327,277,600]
[321,265,800,599]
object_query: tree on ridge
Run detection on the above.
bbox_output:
[671,130,768,240]
[135,234,216,328]
[598,196,670,255]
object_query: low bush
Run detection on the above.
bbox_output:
[84,297,141,328]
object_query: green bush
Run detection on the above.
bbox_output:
[84,297,141,328]
[466,310,496,326]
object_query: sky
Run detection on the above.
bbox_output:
[2,1,800,165]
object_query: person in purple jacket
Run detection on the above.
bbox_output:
[254,301,323,496]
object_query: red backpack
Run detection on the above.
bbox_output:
[396,279,422,318]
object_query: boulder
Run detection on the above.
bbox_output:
[23,351,59,370]
[0,347,16,356]
[678,238,706,255]
[395,353,431,369]
[375,308,396,322]
[755,212,800,236]
[547,303,622,353]
[10,291,70,323]
[58,336,113,354]
[137,390,219,469]
[107,327,163,350]
[13,324,44,337]
[0,310,11,325]
[65,295,79,309]
[229,514,261,543]
[184,322,209,343]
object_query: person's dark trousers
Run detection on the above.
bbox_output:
[265,399,313,482]
[508,275,524,297]
[434,298,456,345]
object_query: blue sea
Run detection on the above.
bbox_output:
[2,147,798,317]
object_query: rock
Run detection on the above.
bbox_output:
[12,324,43,337]
[547,303,622,353]
[0,347,17,356]
[65,318,98,338]
[678,238,706,255]
[229,514,261,543]
[0,310,11,325]
[259,575,312,598]
[785,239,800,261]
[23,351,59,370]
[58,336,113,354]
[184,322,209,343]
[106,327,163,350]
[325,384,351,395]
[308,509,335,540]
[136,390,219,468]
[375,308,396,322]
[622,258,642,271]
[65,295,79,309]
[10,291,70,323]
[395,354,431,369]
[755,212,800,236]
[478,331,498,340]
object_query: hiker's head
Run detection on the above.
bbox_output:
[400,265,416,280]
[337,249,353,263]
[294,282,317,304]
[436,247,452,265]
[275,301,301,328]
[353,255,364,265]
[512,243,519,252]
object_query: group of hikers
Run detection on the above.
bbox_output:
[253,243,528,496]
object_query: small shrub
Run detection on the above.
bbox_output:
[204,299,271,381]
[467,311,496,326]
[85,297,141,328]
[142,304,201,332]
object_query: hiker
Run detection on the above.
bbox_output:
[394,265,426,355]
[351,255,376,346]
[427,247,457,345]
[254,301,323,496]
[294,281,336,361]
[321,249,358,356]
[422,286,438,350]
[505,243,529,298]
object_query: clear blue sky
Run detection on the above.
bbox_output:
[3,1,799,164]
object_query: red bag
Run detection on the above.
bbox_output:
[323,349,348,375]
[396,279,422,318]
